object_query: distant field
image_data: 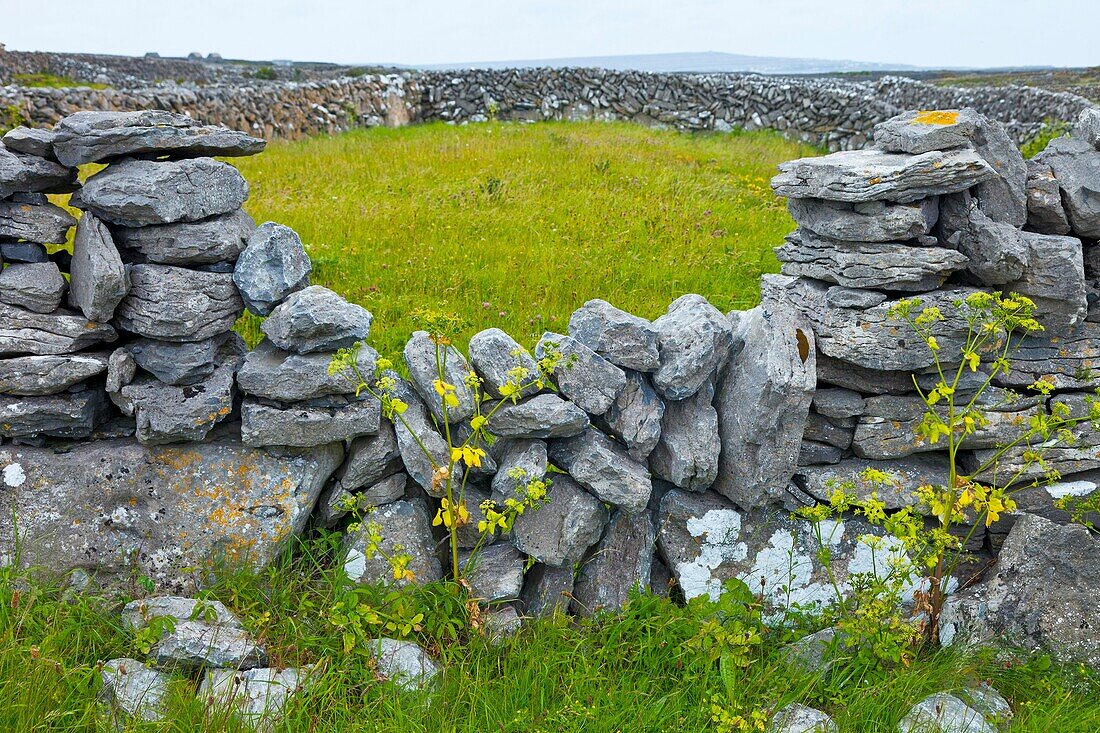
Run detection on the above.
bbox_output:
[231,121,815,357]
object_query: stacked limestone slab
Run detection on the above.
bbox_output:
[770,107,1099,553]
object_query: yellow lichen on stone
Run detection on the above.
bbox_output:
[913,110,959,126]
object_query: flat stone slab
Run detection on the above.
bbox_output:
[238,339,377,402]
[113,208,255,266]
[771,148,994,204]
[794,455,951,510]
[127,334,233,386]
[486,393,589,439]
[77,157,249,227]
[52,110,265,167]
[240,395,381,448]
[568,299,659,372]
[115,264,243,342]
[0,352,109,395]
[0,303,117,356]
[260,286,372,354]
[2,126,58,159]
[549,428,652,513]
[0,385,110,438]
[0,147,76,199]
[199,666,308,726]
[787,197,937,242]
[0,199,76,244]
[0,262,67,314]
[0,433,343,593]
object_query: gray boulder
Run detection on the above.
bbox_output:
[1025,159,1071,235]
[572,510,654,616]
[52,110,265,166]
[369,638,439,691]
[568,299,659,371]
[121,596,243,630]
[776,229,968,292]
[343,499,442,587]
[771,148,994,204]
[2,126,57,159]
[536,331,626,416]
[240,394,381,448]
[714,302,815,509]
[386,374,460,495]
[769,703,838,733]
[0,433,343,593]
[486,393,589,439]
[938,192,1030,286]
[1036,135,1100,239]
[468,327,541,399]
[135,617,265,672]
[404,329,477,424]
[1075,107,1100,149]
[260,286,373,354]
[873,108,985,154]
[512,474,607,567]
[238,339,377,402]
[0,262,66,313]
[1,241,49,264]
[940,513,1100,669]
[232,222,312,316]
[652,294,733,401]
[595,371,664,460]
[0,147,76,199]
[0,352,108,395]
[105,348,137,397]
[127,334,237,386]
[781,628,844,675]
[69,213,129,322]
[115,265,242,342]
[491,439,548,500]
[803,412,854,450]
[521,563,575,617]
[78,157,248,227]
[0,198,76,244]
[549,429,652,514]
[336,420,405,491]
[812,388,866,419]
[897,693,997,733]
[484,605,523,643]
[794,455,951,510]
[113,208,256,266]
[994,321,1100,390]
[0,386,110,439]
[787,197,937,242]
[99,658,170,723]
[199,666,308,727]
[650,380,719,491]
[1008,231,1088,331]
[460,543,525,602]
[0,303,117,356]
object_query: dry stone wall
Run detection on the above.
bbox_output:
[1,106,1098,665]
[2,66,1093,150]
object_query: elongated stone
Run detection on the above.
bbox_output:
[2,126,57,159]
[491,439,548,500]
[536,331,626,416]
[794,455,951,510]
[336,420,404,491]
[238,339,377,402]
[468,327,541,399]
[0,199,75,244]
[1026,159,1072,236]
[127,334,231,386]
[995,321,1100,390]
[404,329,477,424]
[0,304,117,356]
[787,197,937,242]
[572,510,654,616]
[0,386,110,438]
[113,209,256,266]
[261,286,372,354]
[776,229,968,292]
[78,157,248,227]
[521,563,575,617]
[595,371,664,460]
[0,147,76,199]
[115,264,242,342]
[1008,231,1088,332]
[771,148,994,204]
[938,192,1029,285]
[52,110,265,167]
[69,213,129,322]
[343,499,441,587]
[240,395,381,448]
[385,373,462,494]
[0,353,108,395]
[568,299,659,371]
[486,393,589,439]
[1036,136,1100,239]
[650,381,718,491]
[0,262,66,314]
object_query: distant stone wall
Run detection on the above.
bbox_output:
[2,64,1094,150]
[1,106,1099,666]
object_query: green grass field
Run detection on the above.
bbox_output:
[231,121,812,356]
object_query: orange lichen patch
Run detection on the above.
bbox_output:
[154,448,203,471]
[913,110,959,126]
[868,177,881,184]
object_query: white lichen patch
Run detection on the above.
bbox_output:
[2,462,26,488]
[1046,480,1098,499]
[344,548,367,582]
[677,508,748,601]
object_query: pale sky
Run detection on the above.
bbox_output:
[3,0,1095,69]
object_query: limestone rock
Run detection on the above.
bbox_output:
[536,331,626,416]
[714,302,815,509]
[787,197,937,242]
[594,371,663,459]
[652,294,733,401]
[1,241,48,263]
[78,157,248,227]
[343,499,441,587]
[140,618,265,672]
[113,209,255,266]
[1036,136,1100,239]
[369,638,439,691]
[0,303,117,356]
[1025,159,1071,235]
[1075,107,1100,149]
[568,299,659,371]
[240,394,380,448]
[657,489,919,614]
[897,693,997,733]
[1008,231,1088,331]
[794,455,951,510]
[0,198,76,244]
[468,327,541,399]
[873,108,985,154]
[812,388,865,419]
[336,420,405,491]
[386,374,461,495]
[0,352,108,395]
[549,428,652,513]
[521,563,575,617]
[0,147,76,199]
[771,148,994,204]
[572,510,654,616]
[199,666,307,727]
[0,386,110,439]
[0,262,66,313]
[994,321,1100,390]
[121,596,244,630]
[315,472,408,529]
[232,222,312,316]
[115,265,242,342]
[239,339,376,402]
[487,393,589,439]
[0,434,343,592]
[776,229,968,292]
[261,286,373,354]
[803,412,854,450]
[127,334,237,386]
[769,703,838,733]
[69,213,129,322]
[938,192,1029,285]
[484,605,523,643]
[460,543,525,602]
[52,110,265,166]
[2,126,57,159]
[99,658,169,723]
[105,348,137,398]
[781,628,843,675]
[798,441,843,466]
[650,380,719,491]
[512,474,607,567]
[404,329,477,424]
[491,439,548,500]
